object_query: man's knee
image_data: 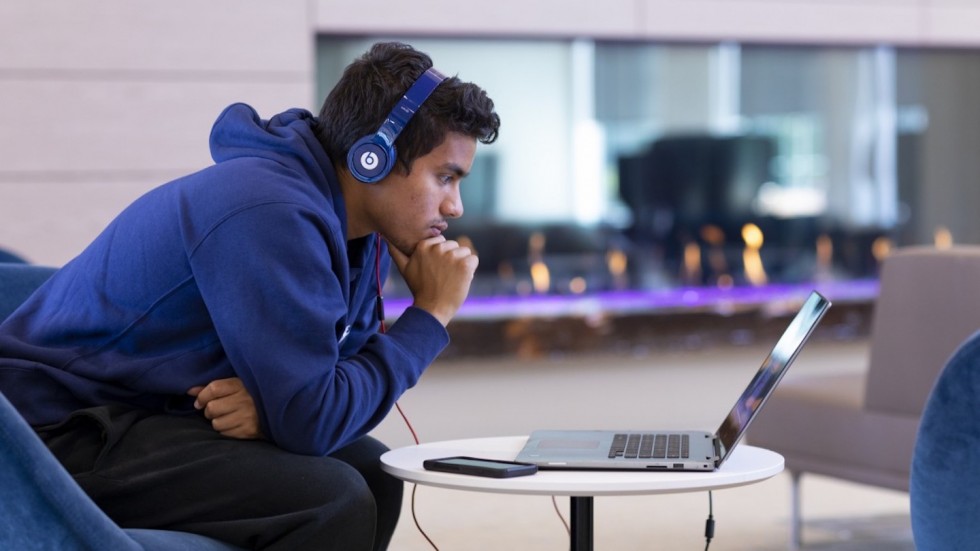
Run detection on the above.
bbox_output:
[259,454,379,550]
[327,436,403,549]
[275,452,378,511]
[329,437,403,515]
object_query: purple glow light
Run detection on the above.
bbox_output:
[384,279,879,321]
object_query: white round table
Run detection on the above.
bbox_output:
[381,436,784,550]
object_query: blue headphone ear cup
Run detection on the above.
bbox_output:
[348,135,395,183]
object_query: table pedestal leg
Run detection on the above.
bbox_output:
[569,496,594,551]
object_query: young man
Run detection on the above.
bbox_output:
[0,41,500,550]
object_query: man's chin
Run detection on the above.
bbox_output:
[383,236,415,257]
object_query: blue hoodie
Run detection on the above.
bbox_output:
[0,104,449,456]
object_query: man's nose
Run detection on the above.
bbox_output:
[443,190,463,219]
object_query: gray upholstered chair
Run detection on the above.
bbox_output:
[747,245,980,549]
[0,263,243,550]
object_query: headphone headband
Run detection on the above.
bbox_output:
[348,68,447,183]
[378,68,446,145]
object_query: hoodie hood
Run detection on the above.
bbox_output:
[209,103,335,185]
[208,103,345,221]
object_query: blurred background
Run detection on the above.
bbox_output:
[330,38,977,309]
[6,3,971,547]
[2,0,980,353]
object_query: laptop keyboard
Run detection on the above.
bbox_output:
[609,433,690,459]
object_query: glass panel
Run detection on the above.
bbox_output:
[316,36,980,301]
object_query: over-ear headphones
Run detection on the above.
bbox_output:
[347,67,447,183]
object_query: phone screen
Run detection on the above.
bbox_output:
[423,456,538,477]
[439,458,519,469]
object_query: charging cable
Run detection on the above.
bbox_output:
[704,490,715,550]
[550,488,715,548]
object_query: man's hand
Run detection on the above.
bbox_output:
[387,235,478,327]
[187,377,265,440]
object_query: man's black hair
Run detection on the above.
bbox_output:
[316,41,500,175]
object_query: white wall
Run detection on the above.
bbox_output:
[4,0,980,265]
[0,0,313,265]
[314,0,980,46]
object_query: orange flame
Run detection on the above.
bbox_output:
[700,225,730,286]
[683,241,702,284]
[530,261,550,294]
[741,223,768,286]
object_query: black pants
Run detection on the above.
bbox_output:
[39,407,403,551]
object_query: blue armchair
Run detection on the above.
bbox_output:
[0,263,242,550]
[910,329,980,550]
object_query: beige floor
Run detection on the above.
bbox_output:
[369,338,914,550]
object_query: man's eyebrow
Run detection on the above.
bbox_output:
[443,162,469,178]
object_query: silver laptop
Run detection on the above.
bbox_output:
[515,291,831,471]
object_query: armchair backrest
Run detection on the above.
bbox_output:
[910,329,980,550]
[0,263,245,551]
[0,387,143,550]
[0,263,57,322]
[864,245,980,416]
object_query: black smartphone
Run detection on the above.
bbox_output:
[422,456,538,478]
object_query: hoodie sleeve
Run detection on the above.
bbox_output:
[188,200,448,456]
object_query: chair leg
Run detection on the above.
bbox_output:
[789,470,802,550]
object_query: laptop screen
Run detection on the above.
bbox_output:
[715,291,831,462]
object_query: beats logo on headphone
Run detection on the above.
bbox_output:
[347,67,447,183]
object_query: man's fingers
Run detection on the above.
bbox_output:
[201,398,234,419]
[189,378,242,409]
[191,384,217,410]
[185,377,262,440]
[431,238,461,255]
[209,413,239,432]
[210,412,262,439]
[386,239,410,272]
